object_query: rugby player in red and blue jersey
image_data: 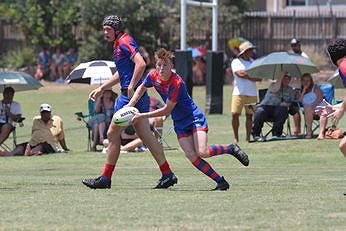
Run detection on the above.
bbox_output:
[327,39,346,196]
[129,48,249,190]
[83,16,177,190]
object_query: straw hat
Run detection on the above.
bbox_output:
[237,41,255,57]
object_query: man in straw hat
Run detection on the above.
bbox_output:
[230,41,262,143]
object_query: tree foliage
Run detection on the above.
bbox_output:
[2,0,79,50]
[0,0,253,64]
[77,0,172,62]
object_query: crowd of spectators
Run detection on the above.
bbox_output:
[34,46,78,83]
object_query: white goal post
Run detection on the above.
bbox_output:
[180,0,218,51]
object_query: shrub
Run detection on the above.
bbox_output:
[0,47,36,69]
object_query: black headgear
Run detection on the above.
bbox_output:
[327,39,346,66]
[102,15,124,32]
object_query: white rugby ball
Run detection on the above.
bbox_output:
[113,106,139,126]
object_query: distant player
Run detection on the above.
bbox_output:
[82,16,177,190]
[327,38,346,196]
[129,48,249,190]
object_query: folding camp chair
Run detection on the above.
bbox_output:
[0,117,25,151]
[149,114,176,150]
[75,99,95,151]
[153,125,176,150]
[250,88,292,141]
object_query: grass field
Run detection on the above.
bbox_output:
[0,83,345,231]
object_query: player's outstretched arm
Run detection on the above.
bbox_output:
[127,83,146,107]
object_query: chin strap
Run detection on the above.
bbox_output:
[113,31,123,42]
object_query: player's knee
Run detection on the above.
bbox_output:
[197,147,209,158]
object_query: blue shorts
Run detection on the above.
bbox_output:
[174,112,208,139]
[115,91,149,113]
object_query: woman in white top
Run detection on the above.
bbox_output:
[299,73,323,138]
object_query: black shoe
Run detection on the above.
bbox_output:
[212,176,230,191]
[82,176,111,189]
[230,144,249,166]
[154,174,178,189]
[344,192,346,196]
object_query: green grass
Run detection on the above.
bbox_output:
[0,83,345,231]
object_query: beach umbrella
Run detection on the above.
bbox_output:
[246,52,319,80]
[0,71,43,92]
[66,60,116,85]
[327,69,345,88]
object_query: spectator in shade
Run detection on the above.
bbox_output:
[0,87,22,146]
[63,48,78,79]
[50,47,65,82]
[298,73,324,139]
[252,73,299,141]
[34,47,51,80]
[88,89,117,152]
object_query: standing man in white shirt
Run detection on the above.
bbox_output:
[290,38,309,59]
[0,87,22,146]
[231,41,262,143]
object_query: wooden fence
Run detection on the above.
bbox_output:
[241,11,346,57]
[0,20,25,54]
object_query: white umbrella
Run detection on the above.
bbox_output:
[65,60,117,85]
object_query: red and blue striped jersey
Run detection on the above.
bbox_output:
[113,33,141,88]
[143,70,203,125]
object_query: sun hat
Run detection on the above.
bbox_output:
[237,41,255,57]
[40,103,52,112]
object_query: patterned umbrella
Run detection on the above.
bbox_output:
[246,52,319,79]
[0,71,43,92]
[66,60,117,85]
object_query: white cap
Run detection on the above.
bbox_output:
[40,103,52,112]
[290,38,300,44]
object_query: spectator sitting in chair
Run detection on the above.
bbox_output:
[298,73,324,139]
[0,103,69,157]
[252,73,299,141]
[0,87,22,146]
[88,89,117,152]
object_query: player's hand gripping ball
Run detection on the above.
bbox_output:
[338,58,346,88]
[113,106,139,126]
